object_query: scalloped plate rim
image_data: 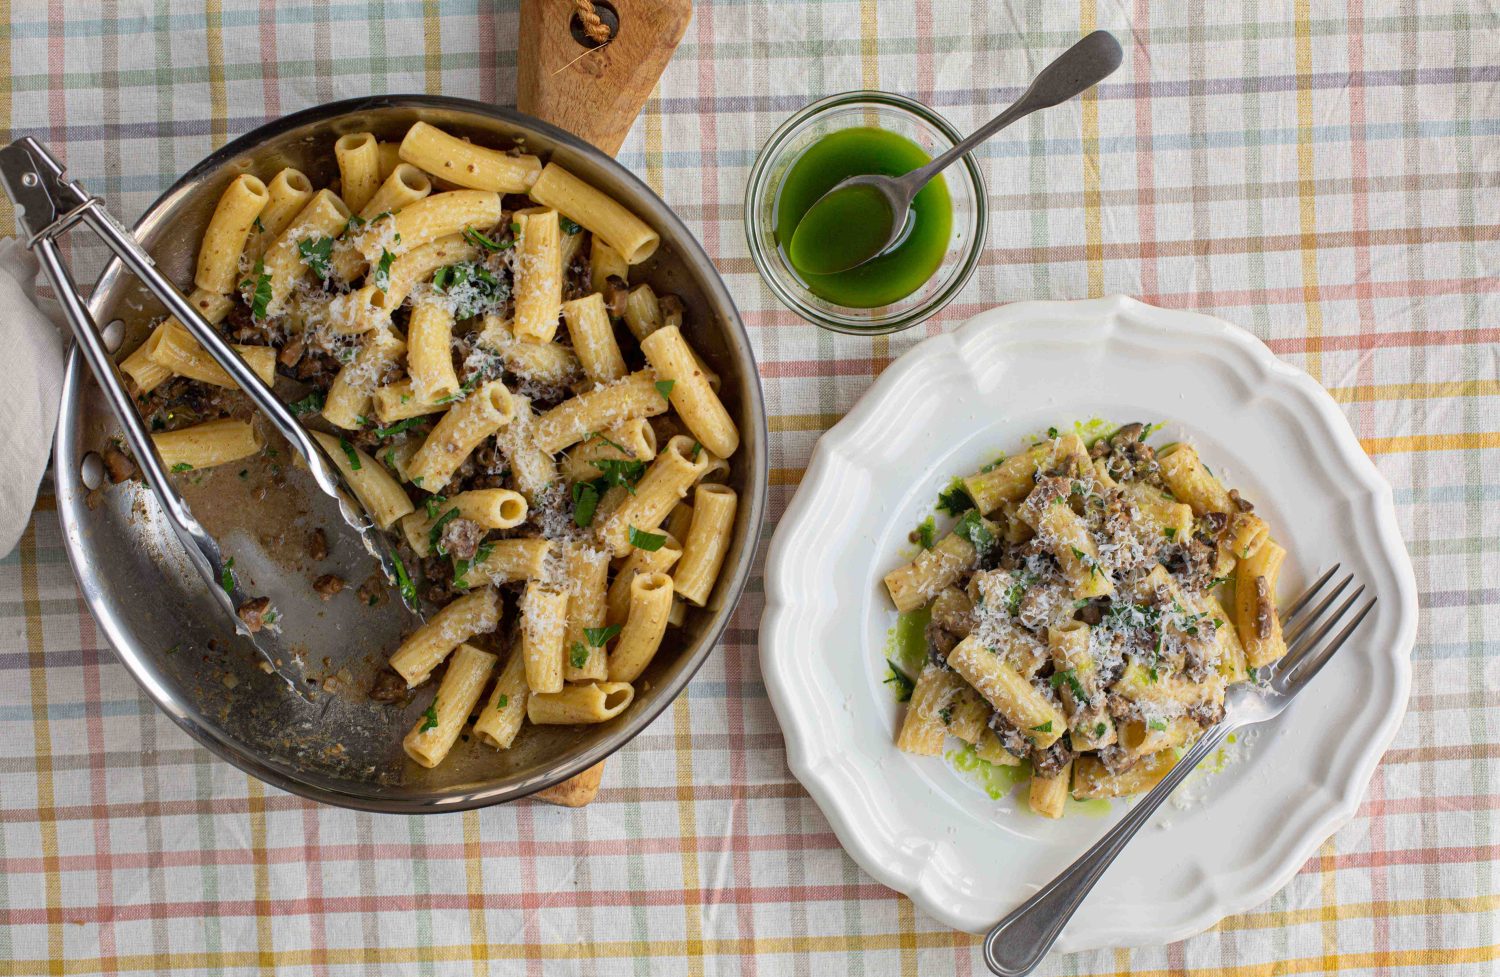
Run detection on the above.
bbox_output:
[759,295,1417,948]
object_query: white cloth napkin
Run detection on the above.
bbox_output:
[0,237,65,557]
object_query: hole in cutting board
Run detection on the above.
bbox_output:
[569,0,618,47]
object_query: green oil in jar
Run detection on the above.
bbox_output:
[774,127,952,310]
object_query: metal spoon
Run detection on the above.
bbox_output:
[788,30,1124,276]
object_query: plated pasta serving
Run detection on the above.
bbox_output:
[883,423,1288,819]
[108,119,741,771]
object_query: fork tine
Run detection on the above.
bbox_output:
[1281,564,1341,622]
[1282,584,1365,669]
[1279,596,1378,691]
[1282,573,1354,646]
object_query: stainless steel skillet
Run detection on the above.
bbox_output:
[52,95,767,812]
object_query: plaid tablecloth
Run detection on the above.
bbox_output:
[2,1,1496,974]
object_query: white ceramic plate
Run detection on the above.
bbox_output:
[759,297,1417,947]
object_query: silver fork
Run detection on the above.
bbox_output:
[983,566,1378,975]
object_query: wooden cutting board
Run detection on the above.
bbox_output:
[516,0,692,808]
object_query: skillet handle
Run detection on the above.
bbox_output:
[516,0,692,157]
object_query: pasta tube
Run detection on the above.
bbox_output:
[607,572,673,682]
[599,436,711,556]
[361,190,502,263]
[519,581,569,694]
[402,643,496,768]
[527,162,660,264]
[640,325,738,459]
[406,299,460,403]
[511,209,563,343]
[398,121,542,192]
[152,418,262,471]
[472,650,530,750]
[399,488,528,558]
[1029,762,1072,819]
[310,431,415,530]
[120,289,234,394]
[604,531,681,626]
[561,419,657,484]
[561,292,626,383]
[261,189,351,316]
[244,168,313,264]
[561,542,612,682]
[388,587,501,688]
[406,380,515,489]
[143,321,276,391]
[947,635,1065,749]
[334,132,382,213]
[589,239,628,293]
[527,681,635,725]
[1236,538,1287,668]
[673,483,737,607]
[195,173,269,293]
[322,328,406,430]
[532,370,670,454]
[961,434,1088,515]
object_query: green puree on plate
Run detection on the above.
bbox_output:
[773,127,952,309]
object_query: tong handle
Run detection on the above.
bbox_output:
[31,233,245,619]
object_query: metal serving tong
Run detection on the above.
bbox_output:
[0,137,414,693]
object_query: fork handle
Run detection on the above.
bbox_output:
[982,723,1234,975]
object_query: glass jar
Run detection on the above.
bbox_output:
[744,91,988,335]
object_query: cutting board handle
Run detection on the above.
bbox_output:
[515,0,689,808]
[517,0,692,158]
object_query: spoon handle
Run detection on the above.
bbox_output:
[902,30,1124,193]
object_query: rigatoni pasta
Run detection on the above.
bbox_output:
[883,423,1290,818]
[112,117,742,774]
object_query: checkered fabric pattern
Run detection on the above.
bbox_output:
[1,1,1496,974]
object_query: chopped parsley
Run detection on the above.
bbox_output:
[424,494,448,519]
[428,507,461,555]
[219,558,235,594]
[953,510,994,552]
[594,458,646,492]
[1147,718,1168,731]
[495,694,509,710]
[431,262,508,319]
[587,430,631,454]
[883,660,915,701]
[373,248,396,291]
[690,441,703,461]
[238,258,272,320]
[627,525,668,551]
[462,226,507,252]
[391,551,417,605]
[1164,526,1177,540]
[1004,571,1037,616]
[435,377,480,405]
[1031,721,1054,734]
[583,624,622,647]
[938,706,953,725]
[1048,668,1088,702]
[373,416,425,438]
[420,701,439,732]
[569,643,590,669]
[559,216,582,235]
[251,215,265,233]
[451,542,494,591]
[571,480,601,527]
[337,437,362,471]
[1094,722,1108,738]
[170,462,193,473]
[654,379,675,403]
[296,236,335,280]
[935,478,975,517]
[1047,426,1059,439]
